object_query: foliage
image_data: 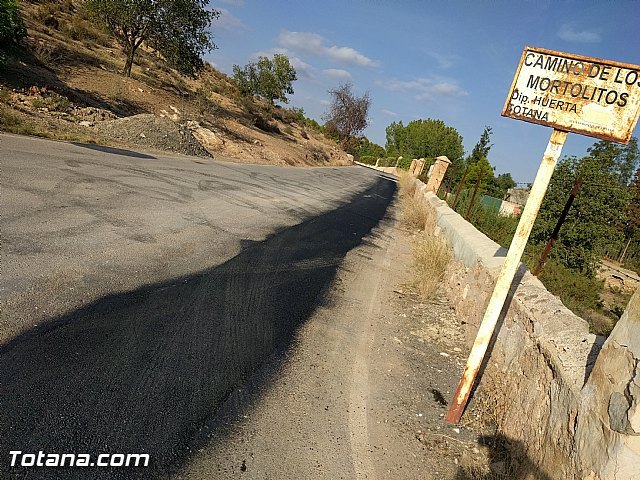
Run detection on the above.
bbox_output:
[232,54,297,104]
[467,126,493,165]
[0,0,26,69]
[396,156,413,169]
[531,139,637,275]
[304,116,323,133]
[411,234,451,299]
[486,172,516,199]
[458,126,503,197]
[465,156,495,195]
[449,188,608,334]
[527,253,605,330]
[452,190,519,248]
[385,118,464,163]
[376,157,399,168]
[616,167,640,272]
[586,137,638,184]
[358,155,377,165]
[323,82,371,147]
[86,0,219,77]
[357,137,385,160]
[30,91,73,113]
[626,168,640,235]
[289,106,306,123]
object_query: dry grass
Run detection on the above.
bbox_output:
[411,234,451,299]
[398,172,428,231]
[400,195,429,231]
[397,170,450,299]
[0,105,97,143]
[397,170,417,197]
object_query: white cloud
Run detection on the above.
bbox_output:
[558,23,601,43]
[215,8,246,31]
[278,31,379,68]
[323,68,352,80]
[426,51,458,69]
[377,77,468,101]
[381,109,398,117]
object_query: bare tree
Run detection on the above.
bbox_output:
[323,82,371,147]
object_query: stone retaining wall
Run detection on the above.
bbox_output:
[361,163,640,479]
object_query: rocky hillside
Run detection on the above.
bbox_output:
[0,0,351,166]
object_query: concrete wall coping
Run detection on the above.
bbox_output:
[365,164,640,477]
[423,191,597,391]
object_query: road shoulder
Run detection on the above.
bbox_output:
[173,204,479,479]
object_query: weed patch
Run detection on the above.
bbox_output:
[411,234,451,299]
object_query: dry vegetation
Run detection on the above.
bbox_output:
[411,235,452,299]
[397,172,452,299]
[0,0,351,165]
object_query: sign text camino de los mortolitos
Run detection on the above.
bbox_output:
[502,46,640,144]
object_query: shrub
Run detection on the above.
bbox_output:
[358,155,376,165]
[530,256,604,323]
[289,106,306,123]
[0,0,26,68]
[397,157,413,170]
[304,117,323,133]
[453,188,612,335]
[0,85,10,103]
[193,85,218,115]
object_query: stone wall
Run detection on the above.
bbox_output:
[360,163,640,479]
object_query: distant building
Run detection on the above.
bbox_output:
[504,187,530,206]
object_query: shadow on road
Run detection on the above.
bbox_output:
[0,177,396,479]
[71,143,157,159]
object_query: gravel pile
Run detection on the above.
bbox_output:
[94,114,211,157]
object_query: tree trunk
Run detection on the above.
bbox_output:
[123,44,135,77]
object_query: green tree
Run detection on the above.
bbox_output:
[467,126,493,165]
[586,137,639,184]
[232,54,297,104]
[455,125,494,190]
[626,168,640,236]
[384,118,464,162]
[384,120,407,157]
[465,156,495,194]
[0,0,26,69]
[358,137,385,160]
[86,0,219,77]
[619,168,640,269]
[531,138,638,274]
[486,172,516,199]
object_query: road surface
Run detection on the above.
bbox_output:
[0,134,399,479]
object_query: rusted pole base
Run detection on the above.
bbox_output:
[445,129,568,424]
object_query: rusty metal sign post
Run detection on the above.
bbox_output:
[533,176,584,276]
[446,46,640,424]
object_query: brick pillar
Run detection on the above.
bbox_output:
[425,156,451,193]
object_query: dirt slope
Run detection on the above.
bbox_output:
[0,1,350,166]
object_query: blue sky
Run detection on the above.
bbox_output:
[206,0,640,183]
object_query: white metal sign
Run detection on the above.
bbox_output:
[502,46,640,144]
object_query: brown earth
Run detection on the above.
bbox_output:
[0,1,351,166]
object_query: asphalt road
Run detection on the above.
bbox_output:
[0,134,396,479]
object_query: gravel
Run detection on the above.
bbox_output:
[94,114,211,157]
